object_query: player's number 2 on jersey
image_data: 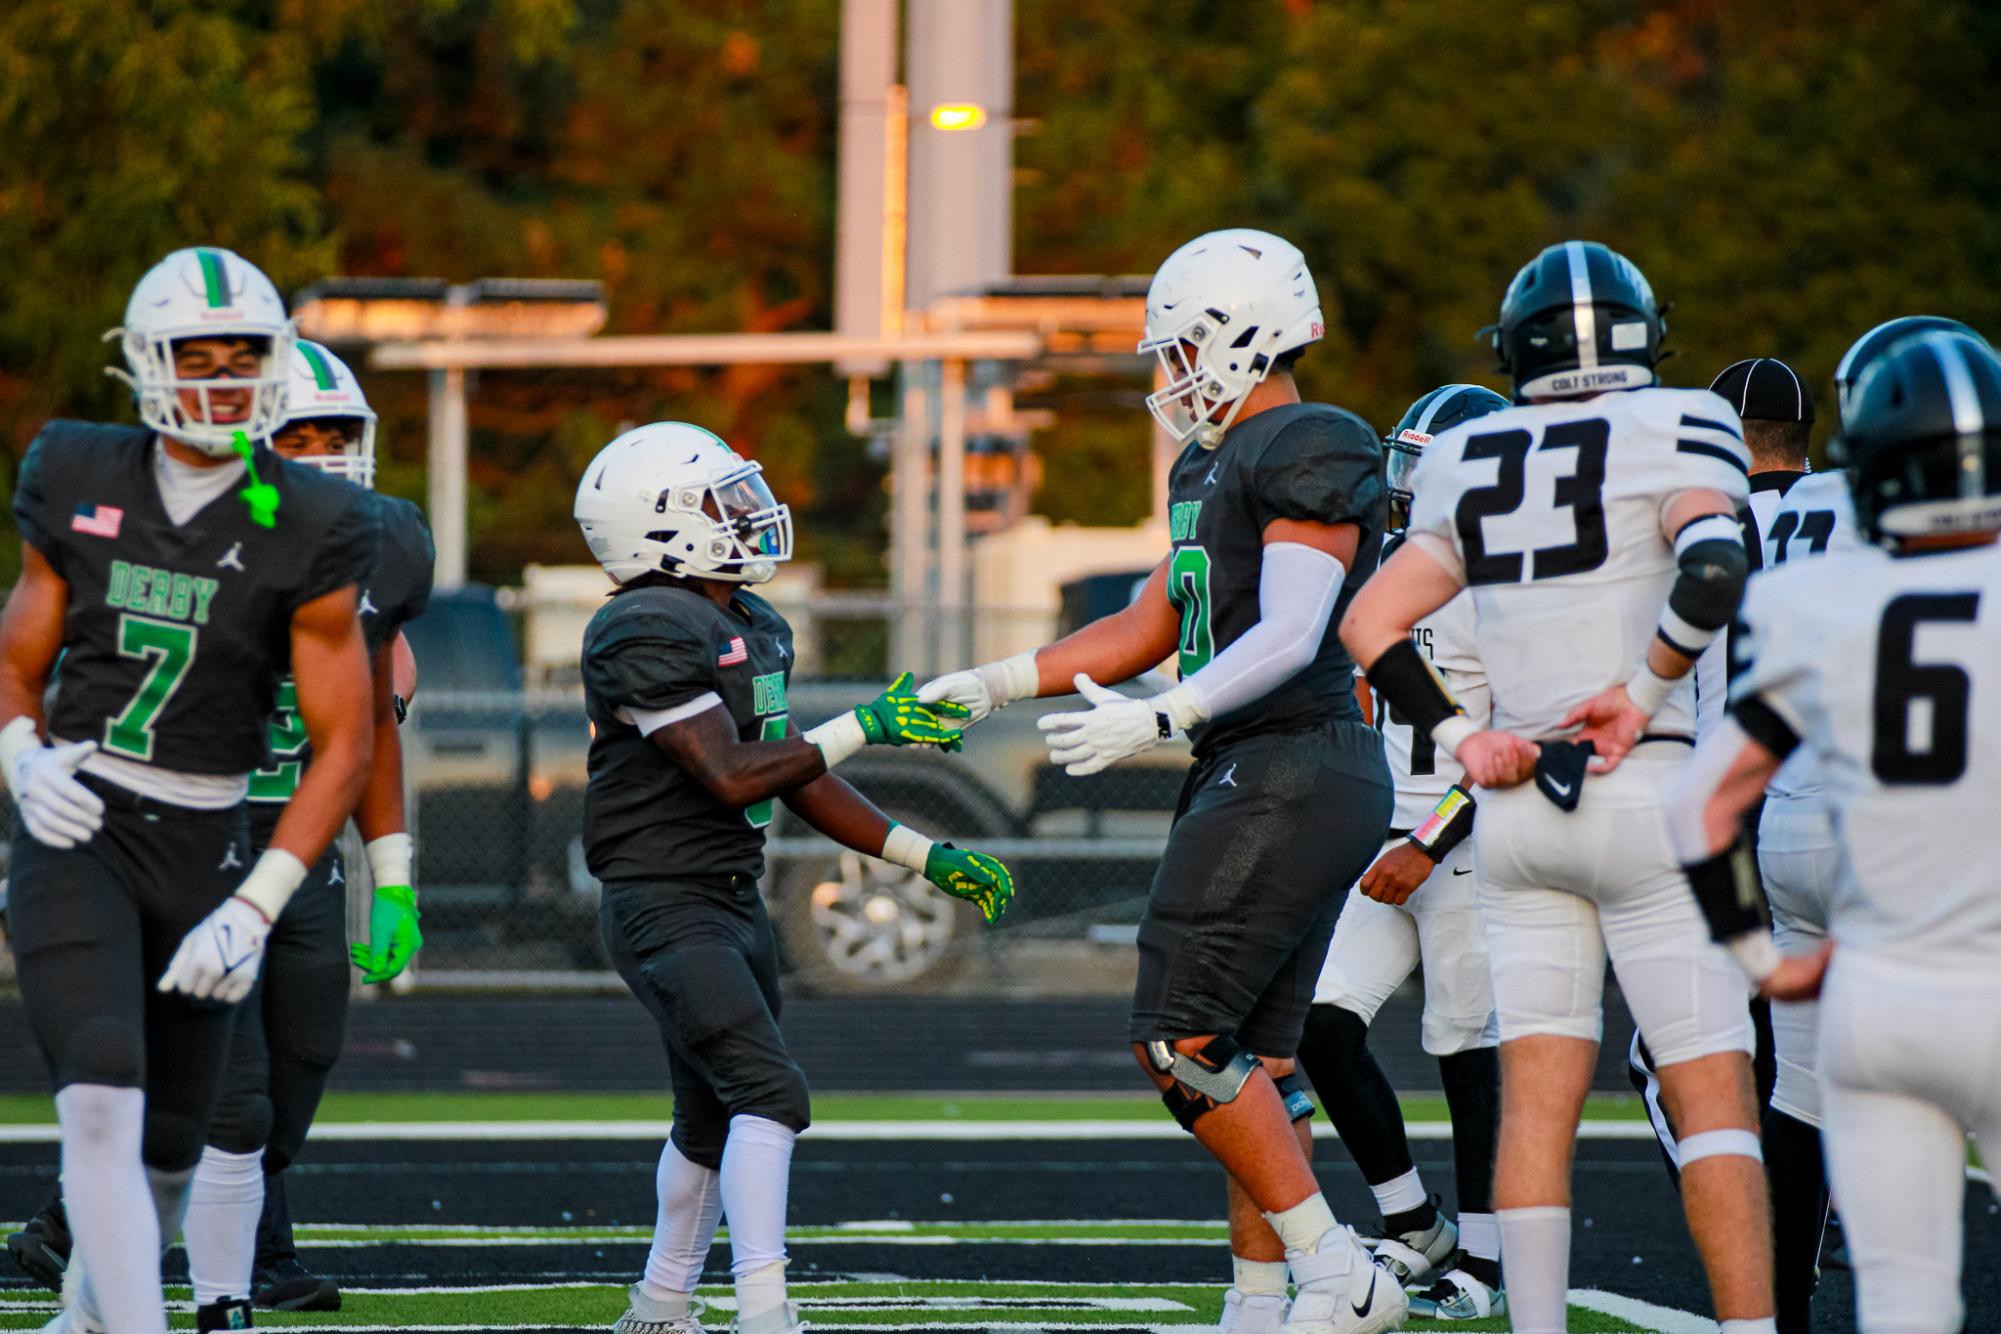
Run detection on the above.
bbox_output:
[1455,420,1610,585]
[249,678,310,801]
[745,715,789,828]
[1872,592,1979,786]
[103,614,197,761]
[1168,546,1215,675]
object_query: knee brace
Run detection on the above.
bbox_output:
[58,1017,144,1090]
[1146,1036,1258,1132]
[1273,1072,1316,1124]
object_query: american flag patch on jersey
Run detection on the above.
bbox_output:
[717,636,748,667]
[71,504,123,538]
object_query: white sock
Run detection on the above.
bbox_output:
[1370,1165,1428,1217]
[1496,1206,1570,1334]
[1231,1255,1289,1297]
[185,1146,265,1303]
[57,1084,166,1334]
[721,1114,797,1320]
[1458,1210,1500,1262]
[1263,1194,1339,1256]
[639,1139,724,1307]
[1718,1322,1778,1334]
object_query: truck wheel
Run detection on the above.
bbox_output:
[772,845,975,994]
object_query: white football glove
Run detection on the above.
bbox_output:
[917,652,1039,728]
[4,732,105,849]
[158,896,271,1003]
[1037,674,1175,776]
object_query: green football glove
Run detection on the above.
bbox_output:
[350,883,423,984]
[924,843,1015,925]
[854,671,970,750]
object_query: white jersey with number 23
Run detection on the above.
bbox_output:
[1407,386,1751,741]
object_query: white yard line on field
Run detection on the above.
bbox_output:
[1568,1288,1716,1333]
[0,1117,1660,1143]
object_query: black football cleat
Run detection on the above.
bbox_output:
[5,1198,71,1293]
[252,1258,341,1311]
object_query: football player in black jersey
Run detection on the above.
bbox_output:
[0,248,378,1334]
[5,341,432,1327]
[573,423,1014,1334]
[921,229,1400,1334]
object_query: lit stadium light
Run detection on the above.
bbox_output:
[928,102,987,132]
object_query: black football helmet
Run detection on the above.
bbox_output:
[1838,330,2001,545]
[1489,241,1663,402]
[1385,383,1511,509]
[1832,315,1988,428]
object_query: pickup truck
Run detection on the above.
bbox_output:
[400,588,1188,993]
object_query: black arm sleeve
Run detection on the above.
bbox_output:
[1363,638,1467,737]
[1683,838,1770,943]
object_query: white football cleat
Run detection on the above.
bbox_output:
[1406,1268,1505,1320]
[1283,1230,1408,1334]
[1370,1204,1458,1288]
[1216,1288,1290,1333]
[612,1287,705,1333]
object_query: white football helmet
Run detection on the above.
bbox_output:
[1139,228,1324,448]
[109,246,296,456]
[276,341,378,487]
[575,422,794,585]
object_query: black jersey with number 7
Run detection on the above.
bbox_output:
[14,421,378,775]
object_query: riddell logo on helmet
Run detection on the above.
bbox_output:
[1310,321,1324,338]
[1397,429,1432,446]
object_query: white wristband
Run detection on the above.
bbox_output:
[366,832,415,889]
[233,849,310,922]
[979,651,1041,711]
[881,822,936,874]
[1626,663,1676,719]
[1432,715,1479,759]
[1727,930,1782,984]
[0,716,40,792]
[805,711,868,770]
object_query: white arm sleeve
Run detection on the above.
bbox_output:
[1177,542,1345,721]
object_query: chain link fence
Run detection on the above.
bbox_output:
[0,588,1191,999]
[403,681,1184,996]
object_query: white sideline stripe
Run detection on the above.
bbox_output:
[297,1219,1224,1234]
[328,1286,1187,1311]
[1569,1287,1716,1333]
[293,1235,1218,1249]
[0,1116,1667,1143]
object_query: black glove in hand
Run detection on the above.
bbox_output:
[1534,739,1595,812]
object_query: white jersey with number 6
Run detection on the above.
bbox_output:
[1407,386,1751,740]
[1731,541,2001,966]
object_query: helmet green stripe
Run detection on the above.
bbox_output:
[197,249,228,308]
[298,341,337,390]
